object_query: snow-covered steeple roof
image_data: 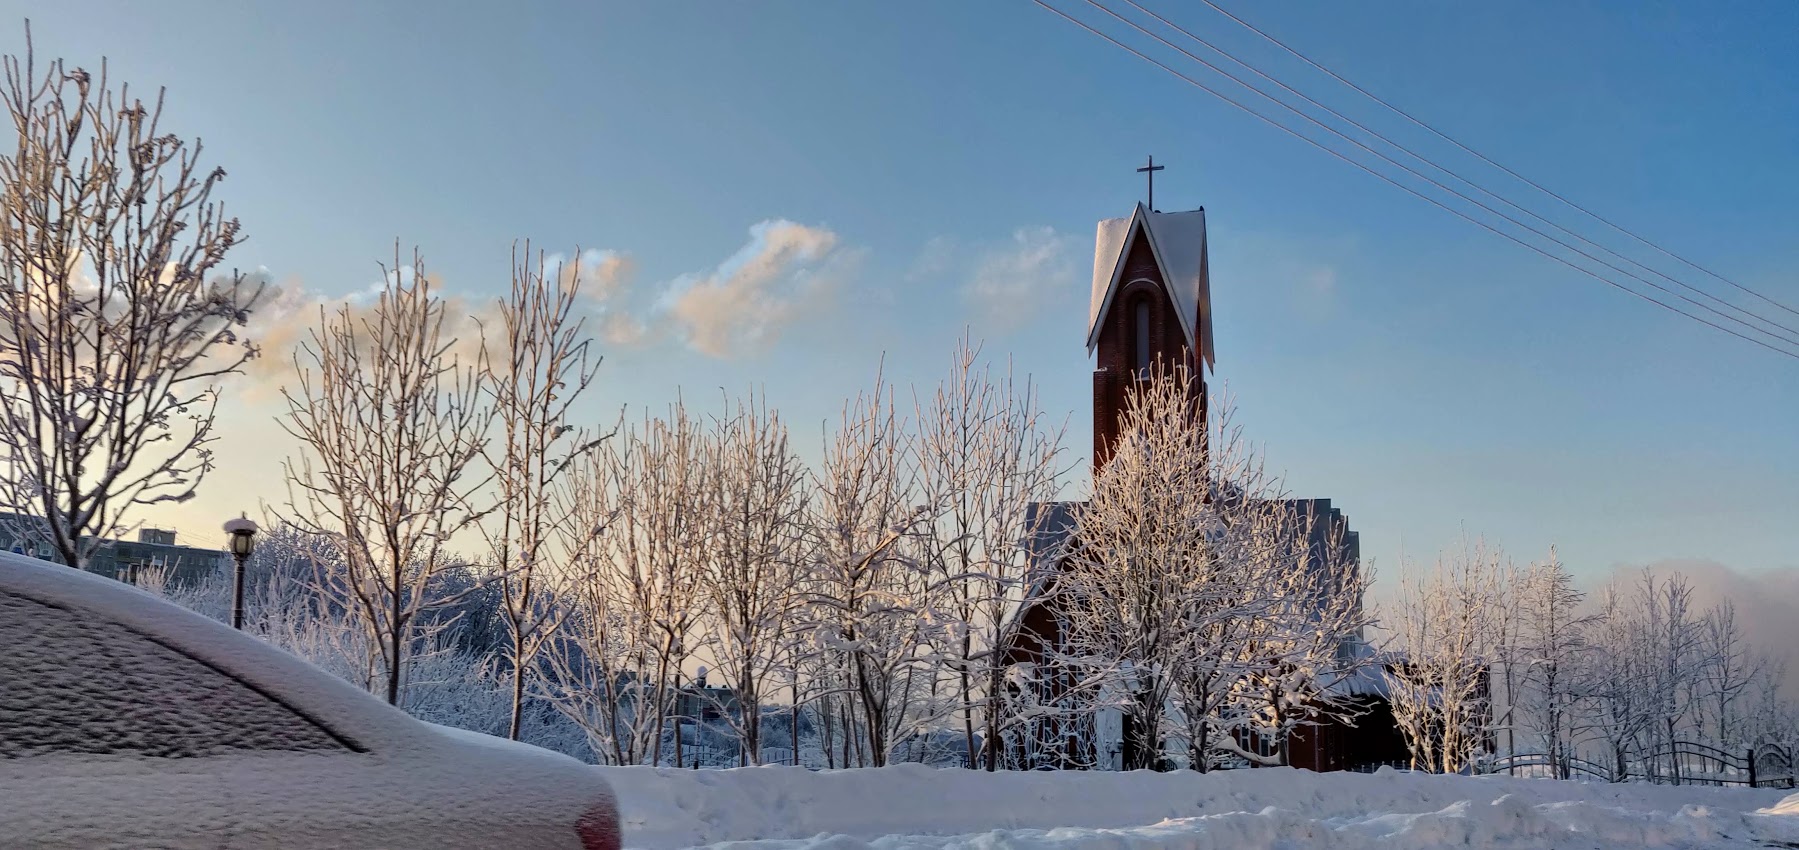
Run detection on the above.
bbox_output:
[1086,203,1214,371]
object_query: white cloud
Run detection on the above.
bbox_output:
[232,221,856,385]
[542,248,635,306]
[955,226,1078,331]
[235,267,502,397]
[661,219,851,358]
[237,279,323,389]
[600,310,651,347]
[536,248,654,349]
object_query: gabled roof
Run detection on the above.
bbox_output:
[1086,203,1214,371]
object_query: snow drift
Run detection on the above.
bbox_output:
[599,763,1799,850]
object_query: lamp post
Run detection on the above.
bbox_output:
[223,515,258,630]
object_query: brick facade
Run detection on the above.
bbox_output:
[1090,231,1207,471]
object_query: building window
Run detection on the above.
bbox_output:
[1133,298,1152,377]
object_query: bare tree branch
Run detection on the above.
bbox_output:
[276,247,492,705]
[0,36,264,566]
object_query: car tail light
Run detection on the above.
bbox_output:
[576,796,621,850]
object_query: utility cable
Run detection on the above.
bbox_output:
[1031,0,1799,360]
[1084,0,1799,350]
[1117,0,1799,343]
[1194,0,1799,320]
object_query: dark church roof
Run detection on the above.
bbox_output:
[1021,501,1081,598]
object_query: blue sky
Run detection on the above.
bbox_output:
[11,1,1796,581]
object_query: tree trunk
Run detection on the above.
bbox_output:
[385,622,403,706]
[1192,721,1210,773]
[960,632,975,768]
[852,653,885,767]
[384,569,405,706]
[984,666,1002,771]
[1125,688,1162,771]
[507,631,527,740]
[820,698,836,769]
[842,701,852,767]
[740,669,760,766]
[1668,718,1681,786]
[1270,690,1289,767]
[791,680,801,766]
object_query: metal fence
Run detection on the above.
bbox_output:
[1479,742,1796,788]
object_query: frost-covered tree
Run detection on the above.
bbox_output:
[1063,371,1375,772]
[1172,592,1256,772]
[480,244,605,740]
[693,392,810,765]
[1484,557,1527,761]
[1143,394,1305,770]
[1741,656,1798,755]
[1384,538,1505,774]
[539,472,652,767]
[543,404,711,765]
[278,250,493,705]
[1693,600,1755,752]
[1512,549,1591,777]
[0,38,264,568]
[1575,576,1657,781]
[805,367,932,767]
[1636,570,1710,781]
[910,335,1066,769]
[1061,363,1244,770]
[1234,500,1375,767]
[1572,570,1718,782]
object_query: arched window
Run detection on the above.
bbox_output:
[1134,298,1152,376]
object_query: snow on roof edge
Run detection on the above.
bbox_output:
[1086,204,1213,370]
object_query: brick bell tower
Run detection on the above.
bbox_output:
[1086,200,1215,471]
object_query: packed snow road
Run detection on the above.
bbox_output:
[599,762,1799,850]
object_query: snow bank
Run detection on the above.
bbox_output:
[1768,792,1799,816]
[597,763,1799,850]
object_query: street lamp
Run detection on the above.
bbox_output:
[223,515,258,630]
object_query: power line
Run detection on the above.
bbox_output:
[1194,0,1799,322]
[1112,0,1799,345]
[1081,0,1799,351]
[1039,0,1799,359]
[1030,0,1799,361]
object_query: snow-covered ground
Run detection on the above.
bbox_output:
[599,763,1799,850]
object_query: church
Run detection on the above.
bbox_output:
[997,183,1409,773]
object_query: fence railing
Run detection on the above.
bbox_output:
[1478,742,1796,789]
[1345,759,1415,775]
[1484,752,1616,783]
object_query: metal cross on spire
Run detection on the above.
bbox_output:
[1137,155,1165,210]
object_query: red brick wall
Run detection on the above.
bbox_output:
[1092,231,1207,472]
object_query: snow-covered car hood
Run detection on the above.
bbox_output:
[0,552,619,850]
[424,721,587,763]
